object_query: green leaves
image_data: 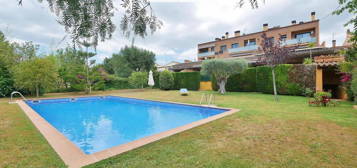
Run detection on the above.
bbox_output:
[128,71,148,88]
[110,46,156,77]
[201,59,248,94]
[201,59,248,81]
[12,57,58,97]
[32,0,162,48]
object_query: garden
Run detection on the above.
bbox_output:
[1,89,357,167]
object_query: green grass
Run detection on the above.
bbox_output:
[1,89,357,168]
[0,100,66,167]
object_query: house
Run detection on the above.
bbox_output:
[170,12,351,99]
[156,61,180,72]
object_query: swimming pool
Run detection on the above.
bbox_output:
[25,96,230,155]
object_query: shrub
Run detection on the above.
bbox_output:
[200,74,211,81]
[105,76,130,89]
[153,71,160,88]
[159,70,174,90]
[173,72,200,90]
[256,66,273,93]
[351,68,357,103]
[212,64,315,96]
[129,72,148,88]
[303,88,315,97]
[309,92,334,107]
[303,58,313,64]
[225,68,256,92]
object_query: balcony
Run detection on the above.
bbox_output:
[282,36,317,46]
[228,45,258,54]
[197,51,215,57]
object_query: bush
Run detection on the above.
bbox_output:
[0,64,14,97]
[129,72,148,88]
[309,92,334,107]
[153,71,160,88]
[105,76,131,89]
[212,64,315,96]
[173,72,200,90]
[159,70,174,90]
[225,68,256,92]
[351,68,357,103]
[256,66,273,93]
[303,88,315,97]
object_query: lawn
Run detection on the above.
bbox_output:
[1,89,357,168]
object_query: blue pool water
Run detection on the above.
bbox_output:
[26,96,227,154]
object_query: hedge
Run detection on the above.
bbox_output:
[172,72,200,90]
[226,68,257,92]
[212,64,316,96]
[105,77,131,89]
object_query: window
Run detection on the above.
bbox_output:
[280,34,287,41]
[267,37,274,44]
[295,32,311,40]
[210,46,215,52]
[244,39,256,46]
[220,45,227,52]
[231,43,239,48]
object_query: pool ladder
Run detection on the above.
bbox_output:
[200,93,215,106]
[9,91,27,104]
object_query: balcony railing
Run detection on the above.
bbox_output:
[228,45,258,54]
[282,36,316,46]
[197,51,215,57]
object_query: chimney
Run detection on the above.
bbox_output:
[234,30,241,37]
[291,20,296,24]
[221,36,225,40]
[311,12,316,21]
[332,40,336,48]
[225,32,229,38]
[263,23,268,31]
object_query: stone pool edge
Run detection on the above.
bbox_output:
[16,96,239,168]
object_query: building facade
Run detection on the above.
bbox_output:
[197,12,319,61]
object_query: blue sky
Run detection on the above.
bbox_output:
[0,0,353,65]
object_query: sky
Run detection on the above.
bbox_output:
[0,0,353,65]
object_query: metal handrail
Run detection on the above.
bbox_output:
[200,93,215,106]
[10,91,27,102]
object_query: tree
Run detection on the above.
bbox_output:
[333,0,357,28]
[111,54,133,77]
[0,31,17,67]
[103,57,115,74]
[258,32,293,101]
[0,63,14,97]
[110,46,156,77]
[12,57,58,97]
[129,71,148,88]
[12,41,38,62]
[159,70,174,90]
[54,47,87,90]
[18,0,162,48]
[201,59,248,94]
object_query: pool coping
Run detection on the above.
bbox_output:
[16,95,239,168]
